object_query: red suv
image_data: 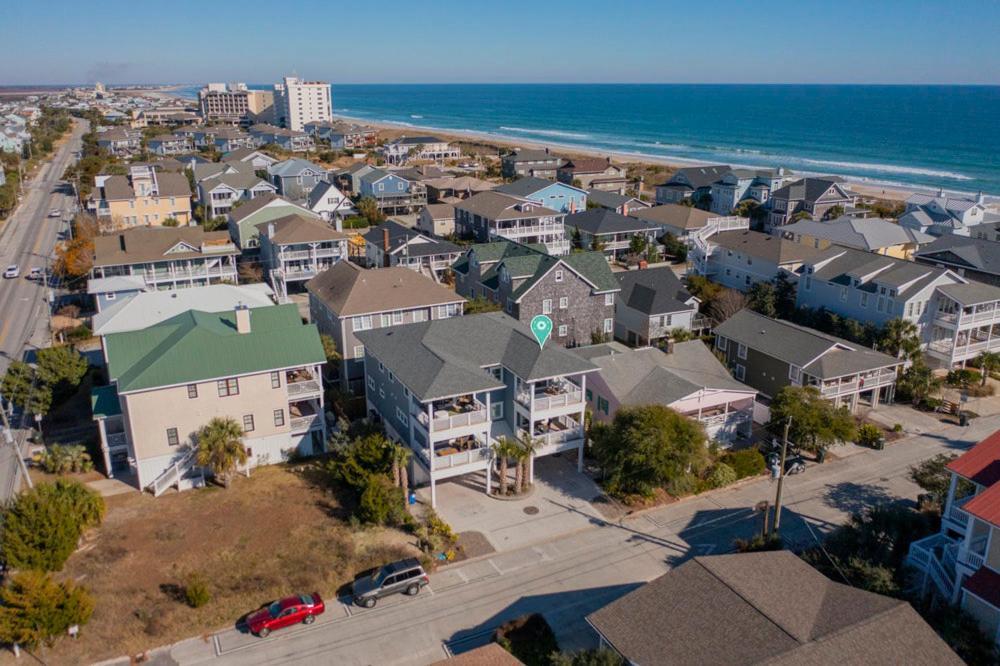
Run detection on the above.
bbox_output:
[246,593,325,637]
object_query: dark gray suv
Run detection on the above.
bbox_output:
[352,558,429,608]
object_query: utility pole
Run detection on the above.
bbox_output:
[770,416,792,537]
[0,395,33,490]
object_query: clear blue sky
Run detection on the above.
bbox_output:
[4,0,999,85]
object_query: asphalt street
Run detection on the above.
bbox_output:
[0,118,86,499]
[118,412,992,666]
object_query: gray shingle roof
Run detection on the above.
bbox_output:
[616,267,694,315]
[808,245,949,296]
[587,551,961,666]
[564,209,658,236]
[305,262,462,317]
[455,191,559,221]
[362,220,460,256]
[503,149,562,164]
[782,217,933,251]
[586,189,648,211]
[771,177,851,203]
[713,309,900,378]
[915,235,1000,277]
[269,158,326,178]
[658,164,731,189]
[712,230,823,265]
[630,204,715,231]
[579,343,753,407]
[937,282,1000,307]
[495,177,572,198]
[355,312,597,401]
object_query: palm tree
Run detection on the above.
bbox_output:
[978,351,1000,386]
[390,442,412,491]
[879,318,921,366]
[195,417,248,489]
[513,431,542,494]
[490,437,519,496]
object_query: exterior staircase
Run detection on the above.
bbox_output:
[148,448,200,497]
[687,215,749,276]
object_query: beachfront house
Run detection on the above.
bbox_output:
[557,157,628,194]
[654,164,731,205]
[766,177,858,231]
[709,167,786,215]
[380,136,460,166]
[501,148,564,180]
[356,312,596,507]
[899,190,997,237]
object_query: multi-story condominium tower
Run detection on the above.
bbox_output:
[198,82,274,126]
[274,76,332,132]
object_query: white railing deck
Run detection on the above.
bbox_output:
[107,432,127,448]
[418,401,488,432]
[432,446,489,471]
[149,448,198,497]
[287,378,322,398]
[290,414,322,433]
[517,385,584,412]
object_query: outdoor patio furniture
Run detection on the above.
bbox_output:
[435,446,459,457]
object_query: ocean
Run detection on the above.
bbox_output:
[174,84,1000,196]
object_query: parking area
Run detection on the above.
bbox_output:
[419,454,609,553]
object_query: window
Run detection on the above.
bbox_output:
[270,371,281,389]
[604,318,613,333]
[379,387,385,399]
[558,325,568,337]
[187,384,198,399]
[378,362,384,373]
[403,387,410,398]
[243,414,255,432]
[438,303,460,318]
[717,336,728,351]
[274,409,285,427]
[735,364,746,381]
[353,315,373,331]
[367,375,376,391]
[217,378,239,397]
[663,314,673,327]
[839,286,848,301]
[490,366,502,380]
[354,345,364,358]
[605,293,615,306]
[597,396,609,415]
[380,314,391,327]
[412,309,426,323]
[105,292,116,301]
[789,365,802,382]
[491,402,503,420]
[388,371,395,383]
[555,269,564,282]
[542,299,552,314]
[860,292,869,308]
[395,407,408,425]
[166,428,179,447]
[804,277,812,290]
[737,343,747,360]
[392,310,404,325]
[907,302,914,317]
[559,297,569,309]
[586,389,593,402]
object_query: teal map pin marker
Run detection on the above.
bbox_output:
[530,315,553,350]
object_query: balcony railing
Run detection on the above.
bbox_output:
[493,223,565,237]
[517,384,584,412]
[699,411,751,428]
[287,378,322,398]
[417,400,488,432]
[928,337,1000,359]
[290,414,322,433]
[143,266,234,281]
[818,369,896,397]
[279,248,343,261]
[935,309,1000,326]
[432,446,489,471]
[946,494,973,531]
[530,426,584,448]
[107,432,127,448]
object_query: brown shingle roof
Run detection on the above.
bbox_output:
[711,230,824,265]
[456,191,559,221]
[93,227,236,267]
[587,551,960,666]
[261,214,349,245]
[431,644,523,666]
[101,172,191,201]
[630,204,715,231]
[305,262,463,317]
[560,157,614,173]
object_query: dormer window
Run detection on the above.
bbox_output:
[555,269,564,282]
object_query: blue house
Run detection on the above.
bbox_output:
[495,177,587,214]
[359,168,427,214]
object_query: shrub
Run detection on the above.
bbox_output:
[0,571,94,649]
[947,368,981,386]
[551,649,624,666]
[37,444,94,474]
[495,613,559,666]
[707,463,737,488]
[184,575,211,608]
[855,423,883,448]
[722,448,766,479]
[1,479,105,571]
[892,423,903,433]
[734,533,784,553]
[357,474,406,526]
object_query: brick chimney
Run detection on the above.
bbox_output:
[382,227,391,267]
[235,304,251,334]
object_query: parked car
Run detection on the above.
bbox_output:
[27,267,43,281]
[3,265,19,279]
[351,558,429,608]
[48,209,61,218]
[246,593,324,638]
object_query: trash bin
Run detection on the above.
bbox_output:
[960,413,969,427]
[874,437,885,451]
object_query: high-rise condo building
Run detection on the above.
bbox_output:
[274,76,332,132]
[198,82,274,126]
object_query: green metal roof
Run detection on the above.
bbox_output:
[105,304,325,393]
[91,384,122,419]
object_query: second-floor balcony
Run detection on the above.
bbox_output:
[517,380,583,412]
[935,305,1000,328]
[430,435,490,472]
[817,368,897,397]
[493,222,564,238]
[928,332,1000,361]
[279,247,343,261]
[286,368,322,399]
[142,264,235,282]
[416,395,488,433]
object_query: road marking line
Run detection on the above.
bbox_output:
[0,318,11,348]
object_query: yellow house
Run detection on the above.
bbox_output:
[89,166,193,227]
[781,216,932,259]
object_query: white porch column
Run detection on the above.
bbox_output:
[430,475,436,508]
[96,418,113,479]
[528,454,534,485]
[945,474,959,515]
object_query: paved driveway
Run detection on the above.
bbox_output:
[421,454,608,553]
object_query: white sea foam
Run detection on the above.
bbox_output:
[800,157,971,181]
[499,126,591,139]
[411,114,424,119]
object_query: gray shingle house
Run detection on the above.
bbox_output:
[356,312,596,506]
[587,551,961,666]
[268,158,329,200]
[654,164,731,205]
[614,267,702,346]
[501,148,563,180]
[564,209,662,261]
[362,220,462,280]
[914,235,1000,287]
[453,240,620,347]
[766,177,857,231]
[713,309,901,410]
